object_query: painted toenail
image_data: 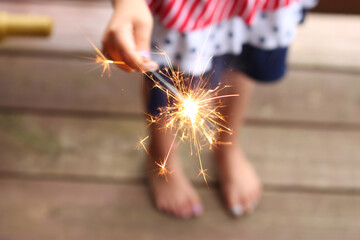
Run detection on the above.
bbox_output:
[231,204,244,216]
[191,204,203,216]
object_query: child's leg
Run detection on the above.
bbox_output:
[143,81,203,218]
[214,70,262,216]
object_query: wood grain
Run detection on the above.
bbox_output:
[291,14,360,72]
[0,55,144,115]
[0,178,359,240]
[1,113,359,190]
[1,56,360,125]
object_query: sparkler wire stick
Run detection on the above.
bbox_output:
[149,69,185,101]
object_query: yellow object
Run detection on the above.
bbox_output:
[0,12,52,39]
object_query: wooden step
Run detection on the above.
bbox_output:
[1,55,360,125]
[290,14,360,72]
[0,178,359,240]
[1,113,359,190]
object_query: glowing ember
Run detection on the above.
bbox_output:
[82,38,126,77]
[181,98,199,123]
[142,62,239,186]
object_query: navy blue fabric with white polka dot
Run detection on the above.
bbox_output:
[146,44,288,115]
[145,5,312,115]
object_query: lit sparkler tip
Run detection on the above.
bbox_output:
[138,51,239,186]
[181,98,199,123]
[83,38,127,77]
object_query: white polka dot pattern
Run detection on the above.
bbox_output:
[150,0,317,75]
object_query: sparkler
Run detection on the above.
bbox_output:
[85,40,238,186]
[142,64,238,185]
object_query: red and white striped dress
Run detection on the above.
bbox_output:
[148,0,317,74]
[147,0,307,32]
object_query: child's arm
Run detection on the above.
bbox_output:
[102,0,158,72]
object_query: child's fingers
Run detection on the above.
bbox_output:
[114,27,147,71]
[102,27,140,72]
[102,24,158,72]
[103,37,134,73]
[141,52,159,71]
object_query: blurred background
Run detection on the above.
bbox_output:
[0,0,359,239]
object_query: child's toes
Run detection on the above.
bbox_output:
[180,202,193,218]
[156,201,167,213]
[171,198,194,218]
[226,192,245,216]
[191,203,203,217]
[230,203,245,216]
[157,200,178,217]
[181,204,195,219]
[169,204,181,217]
[245,191,261,213]
[248,199,260,213]
[181,198,203,218]
[176,203,190,218]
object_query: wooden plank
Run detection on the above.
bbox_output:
[0,2,360,72]
[0,55,144,115]
[0,178,359,240]
[249,69,360,125]
[1,113,359,190]
[290,14,360,72]
[1,55,360,124]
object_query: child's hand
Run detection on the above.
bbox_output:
[102,0,158,72]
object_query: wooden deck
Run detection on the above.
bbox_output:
[1,1,360,239]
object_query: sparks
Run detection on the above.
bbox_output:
[82,38,239,186]
[81,38,126,77]
[141,53,239,186]
[155,160,174,181]
[136,136,150,156]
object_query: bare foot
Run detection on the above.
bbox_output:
[147,132,203,218]
[215,143,262,217]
